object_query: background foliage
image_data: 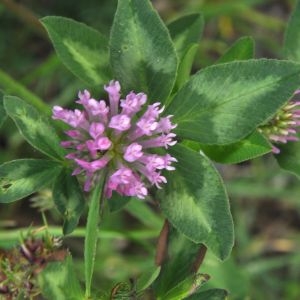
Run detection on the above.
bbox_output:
[1,0,300,299]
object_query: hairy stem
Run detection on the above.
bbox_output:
[84,171,107,298]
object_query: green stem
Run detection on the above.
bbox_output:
[84,171,107,299]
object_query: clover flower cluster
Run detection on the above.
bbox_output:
[259,89,300,154]
[52,81,177,199]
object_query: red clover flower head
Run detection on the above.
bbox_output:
[258,89,300,154]
[52,80,177,199]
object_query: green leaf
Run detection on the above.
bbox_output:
[109,0,178,103]
[217,36,255,64]
[4,96,66,160]
[84,171,106,298]
[167,13,203,93]
[0,91,6,128]
[167,59,300,145]
[284,0,300,62]
[136,265,161,292]
[53,169,85,235]
[275,135,300,178]
[168,13,204,59]
[153,225,207,299]
[185,288,228,300]
[41,16,111,86]
[38,255,84,300]
[174,44,199,91]
[163,274,208,300]
[199,130,272,164]
[158,144,234,260]
[0,159,62,203]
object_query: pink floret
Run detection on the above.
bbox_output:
[52,80,177,199]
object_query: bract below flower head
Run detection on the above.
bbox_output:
[52,80,177,199]
[258,89,300,154]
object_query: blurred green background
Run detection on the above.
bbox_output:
[1,0,300,299]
